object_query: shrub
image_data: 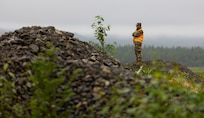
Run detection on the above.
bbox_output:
[0,42,80,117]
[92,62,204,118]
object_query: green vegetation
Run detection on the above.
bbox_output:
[91,15,116,55]
[27,43,77,117]
[99,62,204,118]
[115,45,204,67]
[0,43,80,118]
[0,63,23,117]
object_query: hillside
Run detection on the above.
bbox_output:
[114,45,204,67]
[0,26,204,117]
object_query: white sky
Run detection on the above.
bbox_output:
[0,0,204,38]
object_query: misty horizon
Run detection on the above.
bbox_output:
[1,25,204,48]
[1,24,204,38]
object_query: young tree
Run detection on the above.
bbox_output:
[91,15,116,54]
[91,15,110,52]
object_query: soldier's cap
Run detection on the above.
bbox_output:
[136,23,142,26]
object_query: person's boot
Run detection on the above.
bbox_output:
[136,62,140,66]
[135,60,141,66]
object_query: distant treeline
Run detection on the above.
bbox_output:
[114,45,204,67]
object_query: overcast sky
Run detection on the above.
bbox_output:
[1,0,204,39]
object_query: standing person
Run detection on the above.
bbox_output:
[132,22,144,65]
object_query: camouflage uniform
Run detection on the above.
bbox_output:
[132,23,144,65]
[134,42,142,64]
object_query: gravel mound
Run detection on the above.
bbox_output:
[0,26,134,117]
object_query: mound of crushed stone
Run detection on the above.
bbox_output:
[0,26,203,117]
[0,26,135,117]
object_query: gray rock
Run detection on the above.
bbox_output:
[29,44,39,53]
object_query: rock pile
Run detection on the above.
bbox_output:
[1,26,202,117]
[0,26,134,117]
